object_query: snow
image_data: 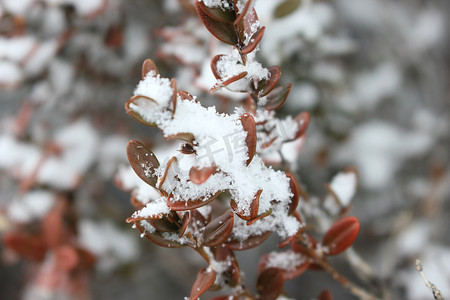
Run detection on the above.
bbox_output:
[0,36,36,63]
[128,71,302,238]
[7,191,55,223]
[199,0,233,10]
[78,219,139,272]
[265,250,306,271]
[215,49,269,83]
[0,61,22,87]
[327,170,357,207]
[134,71,173,107]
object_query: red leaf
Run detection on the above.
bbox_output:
[201,211,234,247]
[226,231,272,250]
[190,267,217,300]
[256,268,284,300]
[158,156,179,196]
[178,90,195,102]
[234,0,254,26]
[292,111,310,141]
[257,66,281,97]
[166,132,195,143]
[265,83,291,110]
[246,208,272,226]
[135,222,186,248]
[55,245,79,272]
[179,212,190,237]
[189,165,217,185]
[214,246,240,286]
[241,26,265,54]
[196,1,236,23]
[170,78,177,114]
[126,140,160,188]
[167,191,221,211]
[322,216,360,256]
[125,95,158,127]
[211,54,225,79]
[149,217,179,233]
[318,290,333,300]
[290,235,317,256]
[141,59,159,79]
[240,113,257,166]
[286,173,299,215]
[195,0,238,45]
[2,233,47,262]
[211,71,248,93]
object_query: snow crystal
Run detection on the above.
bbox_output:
[199,0,233,10]
[133,199,170,219]
[216,49,269,82]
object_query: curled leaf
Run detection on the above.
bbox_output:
[322,216,360,256]
[195,0,238,45]
[178,90,196,101]
[256,267,284,300]
[166,132,195,143]
[125,95,158,127]
[257,66,281,97]
[142,59,159,79]
[158,156,179,196]
[167,191,221,211]
[292,111,310,141]
[246,208,272,226]
[179,212,190,237]
[201,211,234,247]
[211,71,248,93]
[241,26,265,54]
[127,140,160,187]
[189,165,217,185]
[265,83,291,110]
[190,267,217,300]
[170,78,177,114]
[211,54,226,79]
[286,173,299,215]
[240,113,257,166]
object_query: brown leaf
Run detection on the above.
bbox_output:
[265,83,291,110]
[211,54,226,79]
[292,111,310,141]
[167,191,221,211]
[240,113,257,166]
[55,245,79,272]
[196,0,236,23]
[211,71,248,93]
[318,290,333,300]
[189,165,217,185]
[234,0,254,26]
[166,132,195,143]
[149,217,179,233]
[135,221,186,248]
[195,0,238,45]
[179,212,190,237]
[158,156,179,196]
[125,95,158,127]
[256,267,284,300]
[189,267,217,300]
[170,78,177,114]
[201,211,234,247]
[290,235,316,256]
[214,246,240,287]
[226,231,272,250]
[286,173,299,215]
[322,216,360,256]
[2,233,47,262]
[126,140,160,188]
[141,59,159,79]
[178,90,196,102]
[241,26,265,54]
[257,66,281,97]
[246,208,272,226]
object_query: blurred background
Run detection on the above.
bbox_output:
[0,0,448,299]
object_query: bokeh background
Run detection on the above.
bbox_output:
[0,0,448,299]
